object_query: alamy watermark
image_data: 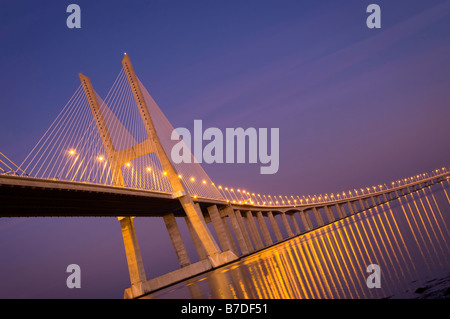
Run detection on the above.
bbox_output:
[171,120,279,175]
[66,264,81,288]
[366,264,381,288]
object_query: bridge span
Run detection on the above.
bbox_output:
[1,171,449,298]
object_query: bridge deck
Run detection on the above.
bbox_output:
[1,173,448,218]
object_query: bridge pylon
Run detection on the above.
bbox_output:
[79,55,237,298]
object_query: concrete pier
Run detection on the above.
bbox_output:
[207,205,232,253]
[370,196,377,207]
[281,212,294,237]
[335,204,346,219]
[119,216,147,297]
[289,213,301,235]
[163,213,190,267]
[358,199,366,212]
[245,211,264,250]
[347,201,355,215]
[235,210,255,253]
[312,207,324,226]
[219,207,239,256]
[185,215,208,261]
[324,206,335,223]
[299,210,313,230]
[256,211,273,245]
[225,207,250,255]
[267,211,283,242]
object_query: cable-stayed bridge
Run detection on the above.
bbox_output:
[1,55,449,298]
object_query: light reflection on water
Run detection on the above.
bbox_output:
[144,182,450,299]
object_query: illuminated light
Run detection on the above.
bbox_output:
[190,177,195,182]
[225,187,228,190]
[97,156,104,161]
[237,189,241,192]
[218,186,222,189]
[126,162,131,167]
[69,149,76,155]
[231,188,234,192]
[163,171,167,176]
[202,180,206,184]
[193,195,197,199]
[146,167,152,172]
[178,174,182,178]
[233,200,236,203]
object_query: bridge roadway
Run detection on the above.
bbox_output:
[1,171,449,298]
[1,172,449,218]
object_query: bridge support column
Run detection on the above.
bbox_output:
[352,202,358,214]
[299,210,313,230]
[364,198,371,209]
[235,210,255,252]
[184,216,208,261]
[370,196,377,207]
[179,198,237,268]
[281,213,294,237]
[225,208,250,255]
[335,204,346,219]
[256,211,273,246]
[119,216,147,297]
[163,213,191,268]
[347,201,355,215]
[289,214,301,235]
[312,207,324,227]
[245,211,264,250]
[358,199,365,212]
[219,208,239,256]
[324,206,335,223]
[207,205,232,253]
[267,211,283,242]
[394,190,400,198]
[382,193,388,203]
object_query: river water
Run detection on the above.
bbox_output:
[143,180,450,299]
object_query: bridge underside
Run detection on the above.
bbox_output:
[0,175,228,218]
[0,176,183,217]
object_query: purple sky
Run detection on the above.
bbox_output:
[0,0,450,298]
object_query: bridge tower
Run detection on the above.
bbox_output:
[79,54,237,298]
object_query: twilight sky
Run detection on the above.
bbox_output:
[0,0,450,298]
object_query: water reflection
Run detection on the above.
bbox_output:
[144,181,450,299]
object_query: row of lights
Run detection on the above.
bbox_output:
[215,167,448,207]
[68,148,213,185]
